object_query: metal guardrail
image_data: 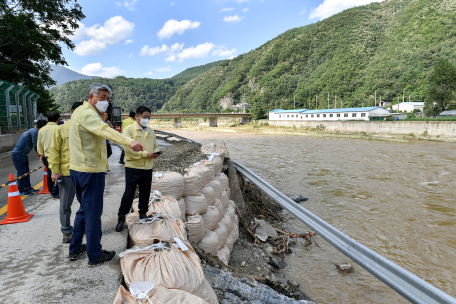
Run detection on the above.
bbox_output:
[234,161,456,304]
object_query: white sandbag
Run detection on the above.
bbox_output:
[214,199,224,222]
[151,172,185,199]
[201,143,225,158]
[201,185,216,206]
[216,173,229,191]
[219,191,229,209]
[197,230,218,255]
[184,194,208,216]
[113,285,210,304]
[185,214,205,243]
[209,179,223,199]
[126,213,186,246]
[213,223,228,250]
[189,163,213,188]
[201,160,216,177]
[132,193,181,219]
[219,214,233,236]
[120,241,218,304]
[200,205,219,231]
[225,203,235,223]
[183,171,204,196]
[234,214,239,227]
[177,197,186,221]
[216,245,231,266]
[226,223,239,252]
[208,154,223,176]
[226,187,231,200]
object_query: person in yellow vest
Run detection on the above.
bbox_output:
[115,105,160,232]
[118,111,136,165]
[67,82,146,267]
[48,102,83,243]
[37,110,61,198]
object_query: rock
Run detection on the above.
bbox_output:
[255,220,278,242]
[270,255,287,269]
[270,273,278,283]
[292,195,309,202]
[335,263,354,274]
[241,261,246,267]
[288,280,300,289]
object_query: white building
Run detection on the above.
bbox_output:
[391,102,424,113]
[269,107,393,121]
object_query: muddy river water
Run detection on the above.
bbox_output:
[167,129,456,304]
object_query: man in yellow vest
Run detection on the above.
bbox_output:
[37,111,61,198]
[118,111,136,165]
[67,83,146,267]
[48,102,83,244]
[115,105,160,232]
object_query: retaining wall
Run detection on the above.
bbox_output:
[268,120,456,138]
[0,133,22,154]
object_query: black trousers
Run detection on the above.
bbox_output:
[106,142,112,159]
[119,150,125,162]
[118,168,152,216]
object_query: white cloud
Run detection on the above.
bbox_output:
[178,42,215,61]
[145,71,153,75]
[157,19,200,39]
[155,66,173,72]
[165,54,177,62]
[128,54,132,58]
[228,55,236,59]
[212,46,236,57]
[238,0,248,3]
[124,39,133,44]
[140,44,169,56]
[73,16,134,56]
[80,63,124,78]
[141,42,234,62]
[224,15,242,23]
[300,9,305,15]
[309,0,385,20]
[170,2,175,6]
[243,8,249,12]
[117,0,138,11]
[221,7,235,11]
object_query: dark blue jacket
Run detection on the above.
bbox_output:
[12,128,39,156]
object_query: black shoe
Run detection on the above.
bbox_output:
[139,213,148,219]
[88,250,116,267]
[116,215,125,232]
[68,244,87,261]
[53,195,60,199]
[118,160,125,165]
[63,233,72,243]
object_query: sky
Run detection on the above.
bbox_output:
[63,0,385,79]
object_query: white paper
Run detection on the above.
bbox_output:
[154,172,163,178]
[173,237,189,251]
[130,281,155,297]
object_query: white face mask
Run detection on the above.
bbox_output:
[140,118,149,127]
[93,97,109,113]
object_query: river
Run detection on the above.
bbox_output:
[164,129,456,304]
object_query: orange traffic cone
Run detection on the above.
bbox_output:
[38,166,50,194]
[0,174,34,225]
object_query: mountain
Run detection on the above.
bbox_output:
[49,64,99,87]
[162,0,456,115]
[49,60,223,112]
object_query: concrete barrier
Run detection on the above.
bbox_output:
[269,120,456,138]
[0,133,22,154]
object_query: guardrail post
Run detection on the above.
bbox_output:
[14,88,23,130]
[22,91,30,129]
[5,84,14,130]
[240,117,250,124]
[32,95,39,123]
[173,117,182,128]
[28,93,35,127]
[208,117,217,127]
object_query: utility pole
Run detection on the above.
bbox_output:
[397,96,399,113]
[375,90,377,107]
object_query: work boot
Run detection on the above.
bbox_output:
[116,215,126,232]
[63,233,72,243]
[88,250,116,267]
[139,213,148,219]
[68,244,87,261]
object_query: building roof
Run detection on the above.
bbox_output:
[396,102,425,106]
[269,109,309,113]
[438,110,456,116]
[301,107,386,114]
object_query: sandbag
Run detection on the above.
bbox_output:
[209,179,223,199]
[120,241,218,304]
[186,214,205,243]
[201,160,216,177]
[183,171,204,196]
[234,214,239,227]
[226,187,231,200]
[132,193,181,219]
[184,194,208,216]
[113,285,210,304]
[208,154,223,176]
[201,185,216,206]
[177,197,186,221]
[189,163,213,188]
[219,191,229,209]
[214,199,224,222]
[226,223,239,252]
[225,203,235,223]
[201,143,225,158]
[201,205,219,231]
[151,172,185,199]
[126,213,186,246]
[197,230,218,255]
[219,214,233,236]
[216,173,229,191]
[216,245,231,266]
[213,223,228,250]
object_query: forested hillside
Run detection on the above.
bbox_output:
[49,64,99,88]
[49,60,223,112]
[162,0,456,115]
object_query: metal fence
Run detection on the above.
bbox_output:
[0,80,39,131]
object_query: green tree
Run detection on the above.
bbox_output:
[425,58,456,116]
[250,102,266,119]
[0,0,85,113]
